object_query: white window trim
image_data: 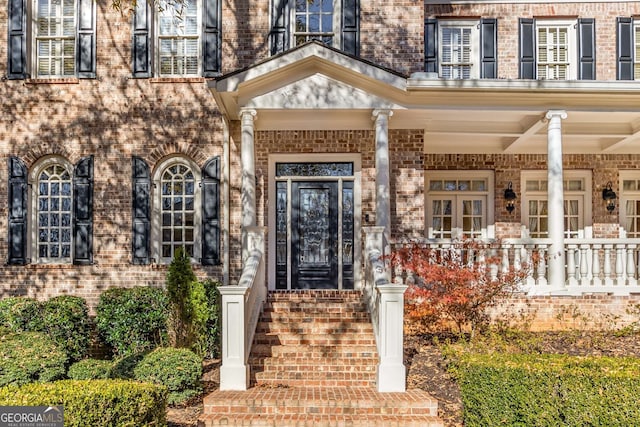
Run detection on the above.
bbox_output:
[535,19,577,81]
[424,170,495,239]
[151,156,202,264]
[31,0,78,78]
[29,156,74,264]
[618,171,640,238]
[438,20,480,79]
[521,170,593,239]
[155,0,202,77]
[290,0,341,49]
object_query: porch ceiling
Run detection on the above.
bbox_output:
[210,42,640,155]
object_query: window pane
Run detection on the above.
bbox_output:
[37,163,72,262]
[160,162,197,260]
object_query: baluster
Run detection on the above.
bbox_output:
[627,245,637,287]
[579,244,590,287]
[490,247,499,281]
[537,246,548,287]
[592,244,602,287]
[502,245,510,274]
[603,245,613,287]
[615,244,625,287]
[523,244,536,290]
[566,245,577,287]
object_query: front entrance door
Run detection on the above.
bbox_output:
[291,181,338,289]
[274,161,355,290]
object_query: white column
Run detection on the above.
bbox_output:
[372,109,393,246]
[241,109,257,229]
[546,110,568,291]
[377,283,408,392]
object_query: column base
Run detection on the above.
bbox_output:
[220,363,250,391]
[377,363,406,392]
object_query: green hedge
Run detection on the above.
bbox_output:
[447,351,640,426]
[0,332,67,387]
[68,359,113,380]
[0,379,167,427]
[0,297,43,332]
[134,347,203,405]
[96,287,169,356]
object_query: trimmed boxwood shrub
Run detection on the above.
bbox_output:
[446,351,640,426]
[0,332,67,387]
[68,359,113,380]
[42,295,91,362]
[0,379,167,427]
[96,287,169,356]
[134,347,202,405]
[0,297,43,332]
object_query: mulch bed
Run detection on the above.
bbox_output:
[167,331,640,427]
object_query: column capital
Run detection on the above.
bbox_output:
[240,108,257,122]
[372,109,394,121]
[545,110,567,121]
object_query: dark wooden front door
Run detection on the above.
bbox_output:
[291,181,339,289]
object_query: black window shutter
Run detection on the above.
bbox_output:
[424,18,438,73]
[617,17,634,80]
[7,0,27,79]
[341,0,359,56]
[132,0,152,78]
[578,18,596,80]
[8,157,28,265]
[132,157,151,264]
[270,0,290,55]
[76,0,96,78]
[201,157,220,265]
[480,18,497,78]
[203,0,221,76]
[519,18,536,79]
[73,156,93,265]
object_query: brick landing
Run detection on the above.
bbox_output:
[199,290,444,427]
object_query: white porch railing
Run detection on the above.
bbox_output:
[219,227,267,391]
[363,226,408,392]
[389,237,640,296]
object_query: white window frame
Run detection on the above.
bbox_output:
[425,171,495,239]
[290,0,340,49]
[521,170,592,239]
[155,0,202,77]
[29,156,74,264]
[438,20,479,79]
[152,156,202,264]
[619,171,640,238]
[32,0,77,78]
[535,19,576,80]
[634,20,640,80]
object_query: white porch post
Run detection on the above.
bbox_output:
[241,109,257,229]
[546,110,568,290]
[241,109,257,262]
[373,109,393,246]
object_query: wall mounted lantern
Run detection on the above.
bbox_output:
[504,181,517,213]
[602,181,617,213]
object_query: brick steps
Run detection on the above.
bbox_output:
[199,290,444,427]
[200,388,443,427]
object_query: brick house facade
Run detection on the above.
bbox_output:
[2,0,640,334]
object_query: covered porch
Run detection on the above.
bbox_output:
[208,41,640,392]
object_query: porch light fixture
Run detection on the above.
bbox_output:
[504,181,517,213]
[602,181,617,213]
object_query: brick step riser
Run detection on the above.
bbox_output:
[260,311,371,319]
[256,326,373,335]
[201,415,443,427]
[251,364,377,373]
[263,307,368,315]
[250,356,377,364]
[253,338,377,346]
[204,404,437,417]
[252,380,377,388]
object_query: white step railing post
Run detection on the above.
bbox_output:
[376,283,408,392]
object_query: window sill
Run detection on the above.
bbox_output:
[150,77,206,84]
[25,78,80,85]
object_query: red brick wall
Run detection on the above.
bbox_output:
[426,2,640,81]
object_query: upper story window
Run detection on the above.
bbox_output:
[132,0,221,78]
[616,17,640,80]
[157,0,200,76]
[7,155,94,265]
[424,18,497,79]
[270,0,359,56]
[519,18,595,80]
[7,0,96,79]
[521,170,592,239]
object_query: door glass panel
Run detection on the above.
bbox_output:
[431,199,453,238]
[276,162,353,177]
[276,181,288,289]
[299,188,330,265]
[342,182,354,289]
